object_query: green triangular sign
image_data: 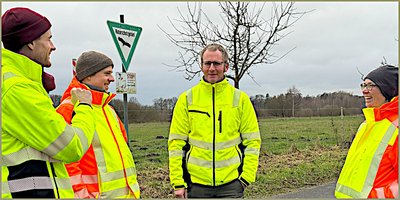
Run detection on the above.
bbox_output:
[107,20,142,71]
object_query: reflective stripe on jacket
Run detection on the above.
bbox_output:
[335,96,398,198]
[2,48,95,198]
[57,77,140,198]
[168,78,261,189]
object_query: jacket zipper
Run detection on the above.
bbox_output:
[218,111,222,133]
[50,163,60,198]
[212,87,216,186]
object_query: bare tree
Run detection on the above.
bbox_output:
[159,2,309,88]
[286,86,302,117]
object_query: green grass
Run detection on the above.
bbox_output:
[129,115,364,198]
[128,122,170,167]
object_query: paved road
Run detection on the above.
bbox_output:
[271,181,336,199]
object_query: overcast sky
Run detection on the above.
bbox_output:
[2,2,398,105]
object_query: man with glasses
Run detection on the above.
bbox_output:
[168,43,261,198]
[335,65,398,198]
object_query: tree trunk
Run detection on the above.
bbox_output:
[234,80,239,89]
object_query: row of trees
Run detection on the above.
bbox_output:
[250,86,364,118]
[50,86,364,123]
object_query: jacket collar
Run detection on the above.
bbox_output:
[200,76,229,92]
[2,48,42,83]
[363,96,398,122]
[61,76,115,106]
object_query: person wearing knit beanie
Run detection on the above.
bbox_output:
[57,51,141,198]
[75,51,114,91]
[2,7,52,52]
[364,65,398,102]
[2,7,96,199]
[2,7,57,92]
[336,65,399,198]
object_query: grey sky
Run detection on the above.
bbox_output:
[2,2,398,105]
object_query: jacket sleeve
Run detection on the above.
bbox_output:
[388,136,398,197]
[369,134,398,198]
[389,135,398,175]
[2,82,96,163]
[65,161,93,198]
[238,92,261,186]
[56,99,74,123]
[168,92,190,189]
[56,99,89,197]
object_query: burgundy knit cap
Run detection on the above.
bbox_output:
[2,7,51,52]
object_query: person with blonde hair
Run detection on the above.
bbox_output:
[168,43,261,198]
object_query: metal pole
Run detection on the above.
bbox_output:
[292,94,295,117]
[120,14,130,148]
[341,107,344,146]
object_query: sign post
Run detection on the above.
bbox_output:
[107,15,142,148]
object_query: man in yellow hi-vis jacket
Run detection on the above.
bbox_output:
[168,43,261,198]
[2,7,95,198]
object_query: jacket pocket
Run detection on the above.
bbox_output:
[235,145,243,163]
[185,145,193,164]
[188,110,210,117]
[188,109,211,132]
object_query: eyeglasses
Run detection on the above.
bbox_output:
[202,61,225,68]
[360,83,377,91]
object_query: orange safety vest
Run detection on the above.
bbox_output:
[335,96,398,198]
[56,77,140,198]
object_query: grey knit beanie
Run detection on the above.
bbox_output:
[75,51,114,81]
[364,65,398,101]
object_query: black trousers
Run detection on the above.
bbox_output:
[188,179,244,198]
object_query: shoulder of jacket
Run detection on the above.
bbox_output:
[59,97,74,106]
[2,74,46,98]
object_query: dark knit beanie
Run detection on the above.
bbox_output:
[2,7,52,52]
[75,51,114,81]
[364,65,398,101]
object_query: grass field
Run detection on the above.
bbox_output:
[129,115,365,198]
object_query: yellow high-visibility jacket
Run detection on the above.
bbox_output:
[57,77,140,198]
[168,78,261,189]
[335,97,398,198]
[2,48,96,198]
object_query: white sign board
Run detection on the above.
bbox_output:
[116,72,136,94]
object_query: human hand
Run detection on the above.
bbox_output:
[174,188,187,198]
[71,88,92,105]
